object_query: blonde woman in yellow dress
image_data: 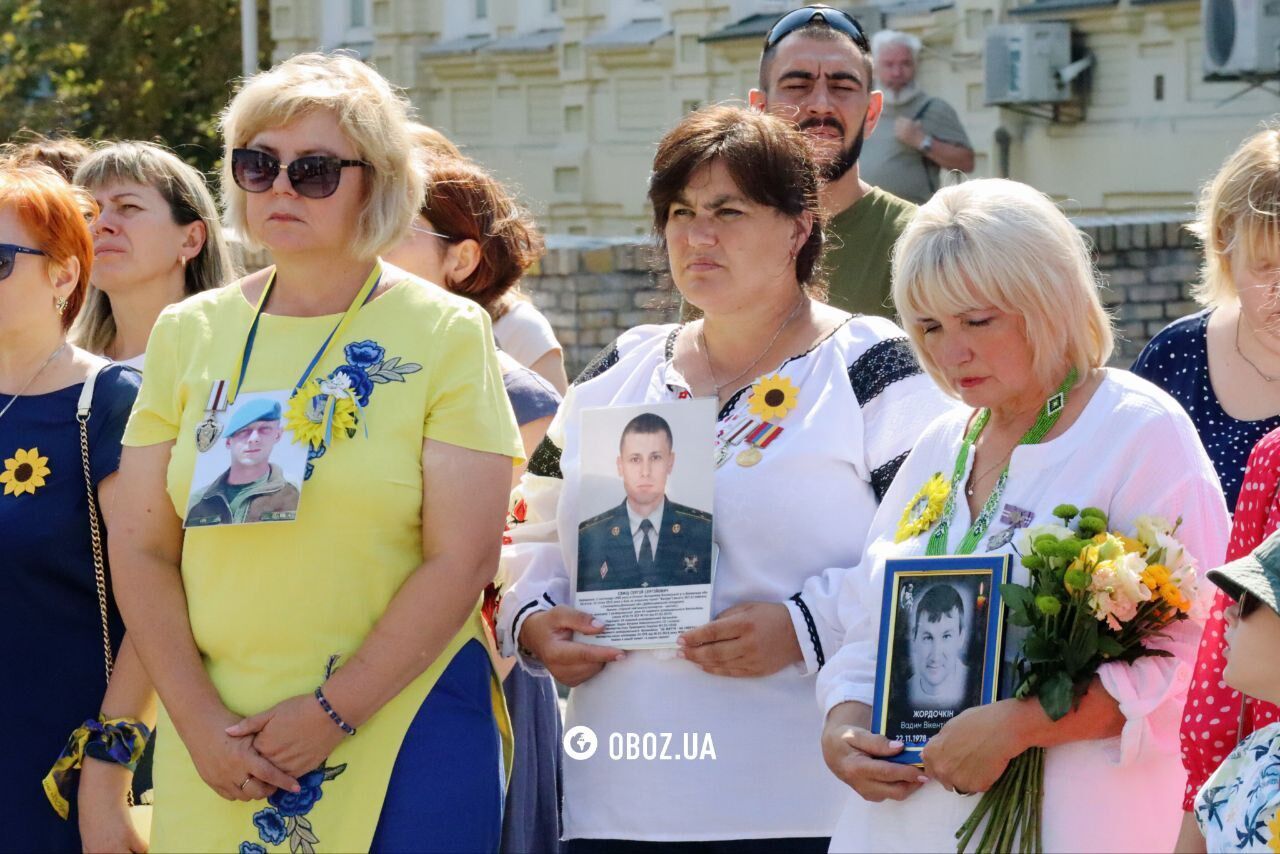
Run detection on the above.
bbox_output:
[109,54,522,852]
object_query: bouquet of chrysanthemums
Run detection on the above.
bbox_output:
[956,505,1200,853]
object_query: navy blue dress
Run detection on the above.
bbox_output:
[1,364,140,852]
[1132,310,1280,512]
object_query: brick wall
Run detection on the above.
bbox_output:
[526,216,1207,377]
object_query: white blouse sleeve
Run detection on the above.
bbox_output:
[787,331,958,675]
[495,396,573,675]
[812,444,939,712]
[1094,412,1229,767]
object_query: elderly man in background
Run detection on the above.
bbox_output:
[747,4,916,320]
[861,29,974,205]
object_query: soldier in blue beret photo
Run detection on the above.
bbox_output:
[184,391,305,527]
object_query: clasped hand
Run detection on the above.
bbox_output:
[225,693,349,780]
[187,708,301,802]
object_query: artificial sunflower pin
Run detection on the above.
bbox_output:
[895,472,950,543]
[1,447,51,496]
[284,379,358,451]
[747,374,800,421]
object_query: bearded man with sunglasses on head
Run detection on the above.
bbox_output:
[749,5,916,320]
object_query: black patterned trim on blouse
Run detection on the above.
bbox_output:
[848,337,921,407]
[871,450,910,503]
[789,593,825,669]
[527,436,564,479]
[512,599,544,634]
[573,340,620,385]
[542,592,557,608]
[717,386,750,421]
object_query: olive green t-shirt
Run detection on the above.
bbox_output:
[823,187,917,320]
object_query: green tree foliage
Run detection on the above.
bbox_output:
[0,0,274,174]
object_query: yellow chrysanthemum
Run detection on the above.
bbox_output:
[1267,811,1280,852]
[895,473,950,543]
[1,447,51,496]
[284,381,358,450]
[747,374,800,421]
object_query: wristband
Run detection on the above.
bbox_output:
[314,687,357,736]
[43,716,151,819]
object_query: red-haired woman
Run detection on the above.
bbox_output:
[0,164,153,852]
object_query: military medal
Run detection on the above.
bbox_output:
[194,379,229,452]
[716,418,757,469]
[735,421,783,467]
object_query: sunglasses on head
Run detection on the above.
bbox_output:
[764,5,869,53]
[0,243,46,281]
[231,148,371,199]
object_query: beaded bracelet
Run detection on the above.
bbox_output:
[314,687,357,736]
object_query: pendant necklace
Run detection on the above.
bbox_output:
[0,342,66,424]
[699,297,806,397]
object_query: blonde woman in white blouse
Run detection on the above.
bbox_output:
[497,105,952,851]
[817,178,1231,852]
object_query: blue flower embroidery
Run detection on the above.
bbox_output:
[269,769,327,817]
[252,808,288,845]
[241,761,346,853]
[299,338,421,482]
[344,340,385,369]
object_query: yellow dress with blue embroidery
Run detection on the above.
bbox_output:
[123,272,523,852]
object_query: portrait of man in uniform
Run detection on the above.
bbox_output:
[577,412,713,592]
[185,396,303,528]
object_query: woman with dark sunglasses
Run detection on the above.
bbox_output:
[108,53,523,851]
[0,163,154,853]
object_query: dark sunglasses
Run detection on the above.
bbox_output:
[0,243,46,281]
[763,5,869,53]
[231,148,371,199]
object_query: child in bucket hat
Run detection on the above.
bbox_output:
[1192,530,1280,852]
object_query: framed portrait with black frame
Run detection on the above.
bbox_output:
[871,554,1011,765]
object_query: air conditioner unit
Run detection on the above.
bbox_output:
[1203,0,1280,78]
[984,23,1072,105]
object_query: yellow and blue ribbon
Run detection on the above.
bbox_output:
[43,716,151,819]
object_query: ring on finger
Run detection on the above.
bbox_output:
[240,776,253,791]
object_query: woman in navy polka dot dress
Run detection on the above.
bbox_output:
[1147,127,1280,851]
[1132,127,1280,514]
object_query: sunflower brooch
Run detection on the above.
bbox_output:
[747,374,800,421]
[285,378,359,451]
[1,447,51,496]
[895,472,949,543]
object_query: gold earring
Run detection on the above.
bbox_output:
[55,296,69,314]
[179,255,188,268]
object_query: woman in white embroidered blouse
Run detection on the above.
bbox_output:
[496,105,952,850]
[816,178,1231,852]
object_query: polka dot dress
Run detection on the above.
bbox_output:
[1132,310,1280,512]
[1178,426,1280,811]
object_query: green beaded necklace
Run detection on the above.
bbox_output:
[925,369,1078,557]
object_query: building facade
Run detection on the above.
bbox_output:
[267,0,1277,235]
